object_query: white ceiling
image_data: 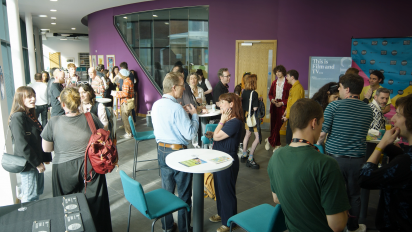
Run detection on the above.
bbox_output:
[18,0,151,34]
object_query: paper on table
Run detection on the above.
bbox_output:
[179,158,207,167]
[209,156,232,164]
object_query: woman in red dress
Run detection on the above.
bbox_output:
[266,65,291,151]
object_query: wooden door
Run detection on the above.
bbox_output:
[49,52,61,69]
[235,40,277,123]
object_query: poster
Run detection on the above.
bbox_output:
[106,55,115,71]
[351,37,412,116]
[98,55,104,65]
[91,55,96,68]
[308,57,352,98]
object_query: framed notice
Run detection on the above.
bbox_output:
[98,55,104,65]
[106,55,115,71]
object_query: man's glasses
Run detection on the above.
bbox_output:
[223,75,231,78]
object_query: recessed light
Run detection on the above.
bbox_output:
[51,17,56,19]
[50,0,58,1]
[60,39,67,40]
[51,22,56,25]
[165,22,169,25]
[39,15,47,17]
[71,28,76,30]
[153,15,158,17]
[50,9,57,12]
[123,17,127,19]
[41,29,49,31]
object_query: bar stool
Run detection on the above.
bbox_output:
[128,116,158,179]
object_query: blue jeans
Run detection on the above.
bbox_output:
[158,146,192,232]
[20,169,44,203]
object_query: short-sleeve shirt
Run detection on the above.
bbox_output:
[213,118,242,157]
[267,145,351,232]
[241,90,258,115]
[49,83,64,116]
[322,98,373,157]
[41,113,103,164]
[360,85,392,105]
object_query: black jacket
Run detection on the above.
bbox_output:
[9,112,52,171]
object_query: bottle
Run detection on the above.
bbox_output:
[210,100,213,106]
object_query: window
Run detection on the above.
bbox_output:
[115,6,209,93]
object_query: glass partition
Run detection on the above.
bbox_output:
[115,6,209,93]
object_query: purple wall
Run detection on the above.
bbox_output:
[88,0,412,114]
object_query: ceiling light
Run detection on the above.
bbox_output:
[165,22,169,25]
[60,39,67,40]
[123,17,127,19]
[71,28,76,30]
[40,29,49,31]
[153,15,158,17]
[50,9,57,12]
[51,17,56,19]
[51,22,56,25]
[50,0,58,1]
[39,15,47,17]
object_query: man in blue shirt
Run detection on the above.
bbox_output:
[317,74,373,232]
[152,72,199,232]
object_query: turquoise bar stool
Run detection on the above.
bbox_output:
[128,116,158,179]
[227,204,287,232]
[120,170,190,232]
[200,124,218,148]
[314,144,325,154]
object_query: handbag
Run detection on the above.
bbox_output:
[1,125,27,173]
[126,98,134,111]
[246,90,257,127]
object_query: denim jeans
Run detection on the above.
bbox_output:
[20,169,44,203]
[331,155,364,231]
[35,104,48,126]
[158,146,192,232]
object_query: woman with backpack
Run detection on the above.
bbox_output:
[8,86,52,202]
[41,87,112,232]
[240,74,260,169]
[78,83,109,130]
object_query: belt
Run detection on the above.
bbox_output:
[158,142,187,150]
[327,153,364,159]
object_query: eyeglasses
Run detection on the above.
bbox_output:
[223,75,231,78]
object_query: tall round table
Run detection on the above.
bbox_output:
[198,109,221,146]
[166,149,233,232]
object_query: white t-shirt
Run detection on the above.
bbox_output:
[28,82,48,105]
[191,86,206,104]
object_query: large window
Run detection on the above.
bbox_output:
[115,6,209,92]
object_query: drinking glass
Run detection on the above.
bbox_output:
[385,117,392,130]
[16,185,27,211]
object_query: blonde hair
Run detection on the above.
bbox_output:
[163,72,181,93]
[67,63,76,69]
[60,87,81,112]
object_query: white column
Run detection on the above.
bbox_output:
[0,43,17,207]
[34,26,43,72]
[6,0,26,89]
[25,12,36,83]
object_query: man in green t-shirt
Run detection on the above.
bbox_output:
[267,98,350,232]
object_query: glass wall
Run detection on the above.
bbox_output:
[115,6,209,92]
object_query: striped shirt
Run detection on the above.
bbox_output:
[322,98,373,157]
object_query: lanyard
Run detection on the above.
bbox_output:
[291,138,320,152]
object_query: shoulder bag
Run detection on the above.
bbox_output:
[1,124,27,173]
[246,91,257,127]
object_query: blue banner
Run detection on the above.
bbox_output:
[351,37,412,104]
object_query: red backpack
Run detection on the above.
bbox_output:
[84,112,118,184]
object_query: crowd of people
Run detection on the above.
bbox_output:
[6,59,412,232]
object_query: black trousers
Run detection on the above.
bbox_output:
[52,157,113,232]
[35,104,48,126]
[286,120,292,145]
[213,155,239,226]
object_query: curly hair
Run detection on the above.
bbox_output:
[311,82,339,111]
[395,94,412,133]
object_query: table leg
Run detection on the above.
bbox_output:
[193,173,204,232]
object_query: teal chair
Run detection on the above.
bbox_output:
[200,124,218,148]
[314,144,324,154]
[128,116,158,179]
[227,204,287,232]
[120,170,190,232]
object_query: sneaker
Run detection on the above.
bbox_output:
[265,138,270,150]
[165,223,177,232]
[217,225,239,232]
[209,214,221,222]
[246,159,260,169]
[123,133,132,139]
[347,224,366,232]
